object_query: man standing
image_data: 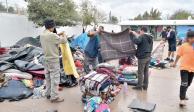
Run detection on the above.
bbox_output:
[130,27,153,90]
[161,27,167,41]
[165,26,177,62]
[84,26,104,73]
[40,19,67,103]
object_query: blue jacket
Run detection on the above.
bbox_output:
[84,35,99,58]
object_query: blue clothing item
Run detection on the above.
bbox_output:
[71,33,89,49]
[84,35,99,58]
[168,31,176,44]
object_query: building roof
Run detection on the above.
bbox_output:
[119,20,194,26]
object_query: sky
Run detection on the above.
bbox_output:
[1,0,194,20]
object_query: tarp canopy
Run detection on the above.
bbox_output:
[71,33,89,49]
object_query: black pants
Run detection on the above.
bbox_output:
[180,70,194,100]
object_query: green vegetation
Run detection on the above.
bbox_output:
[170,9,193,20]
[134,8,162,20]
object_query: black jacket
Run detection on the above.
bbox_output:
[132,33,153,59]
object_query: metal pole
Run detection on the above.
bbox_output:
[6,0,8,13]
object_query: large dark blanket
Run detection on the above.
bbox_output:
[14,37,41,47]
[99,29,136,61]
[0,80,33,101]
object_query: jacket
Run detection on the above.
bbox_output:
[132,33,153,59]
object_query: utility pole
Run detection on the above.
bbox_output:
[6,0,8,13]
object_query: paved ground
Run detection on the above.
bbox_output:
[0,42,194,112]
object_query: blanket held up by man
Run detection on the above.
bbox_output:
[99,29,136,61]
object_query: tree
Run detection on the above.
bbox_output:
[0,2,6,12]
[170,9,193,20]
[109,16,118,24]
[27,0,79,26]
[142,11,149,20]
[134,8,161,20]
[80,0,106,32]
[8,7,15,13]
[149,8,161,20]
[134,14,142,20]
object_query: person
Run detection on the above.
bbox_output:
[161,27,167,41]
[40,19,67,103]
[84,26,104,73]
[130,27,153,90]
[165,26,177,62]
[172,31,194,107]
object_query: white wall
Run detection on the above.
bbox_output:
[0,13,121,47]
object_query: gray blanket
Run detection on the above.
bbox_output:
[99,29,136,61]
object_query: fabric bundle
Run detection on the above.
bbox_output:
[85,96,111,112]
[118,66,138,86]
[79,71,111,96]
[99,29,136,61]
[60,43,79,78]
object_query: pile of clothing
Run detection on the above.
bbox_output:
[79,63,121,104]
[150,59,170,69]
[84,96,111,112]
[117,65,138,86]
[0,46,46,101]
[72,47,85,75]
[0,36,79,101]
[150,42,170,69]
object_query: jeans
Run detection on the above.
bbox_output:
[84,55,98,74]
[180,70,194,100]
[137,57,151,89]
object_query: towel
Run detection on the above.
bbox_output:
[60,43,79,78]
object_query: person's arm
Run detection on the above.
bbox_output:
[53,33,67,44]
[171,55,180,67]
[130,31,142,44]
[171,46,183,67]
[87,31,98,38]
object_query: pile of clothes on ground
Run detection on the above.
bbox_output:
[117,56,138,86]
[79,63,122,111]
[71,47,85,75]
[0,46,45,101]
[150,42,170,69]
[0,36,80,102]
[117,65,138,86]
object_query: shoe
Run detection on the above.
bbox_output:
[185,96,189,100]
[132,86,143,91]
[179,100,186,107]
[170,59,174,62]
[51,97,64,103]
[143,87,148,91]
[46,95,51,99]
[164,58,170,61]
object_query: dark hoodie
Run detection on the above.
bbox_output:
[132,33,153,59]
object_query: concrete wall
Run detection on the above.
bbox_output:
[0,13,121,47]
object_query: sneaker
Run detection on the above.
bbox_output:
[179,100,186,107]
[143,87,148,91]
[46,95,51,99]
[170,59,174,62]
[185,96,189,100]
[132,86,143,91]
[51,97,64,103]
[164,58,170,61]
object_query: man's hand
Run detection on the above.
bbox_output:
[58,31,65,36]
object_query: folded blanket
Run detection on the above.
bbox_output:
[99,29,136,61]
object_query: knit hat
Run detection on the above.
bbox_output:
[44,19,56,29]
